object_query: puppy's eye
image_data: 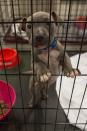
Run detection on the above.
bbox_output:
[27,24,32,29]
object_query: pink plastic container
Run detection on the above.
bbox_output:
[0,80,16,120]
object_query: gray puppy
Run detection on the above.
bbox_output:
[21,11,80,107]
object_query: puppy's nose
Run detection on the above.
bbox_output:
[36,35,44,42]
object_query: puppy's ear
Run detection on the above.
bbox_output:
[21,18,27,31]
[52,12,58,23]
[52,12,63,26]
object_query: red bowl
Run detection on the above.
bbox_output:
[75,16,87,29]
[0,80,16,120]
[0,48,20,70]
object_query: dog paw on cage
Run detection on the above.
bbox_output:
[39,72,51,82]
[64,68,81,78]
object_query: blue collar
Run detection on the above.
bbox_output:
[50,39,57,48]
[40,39,57,50]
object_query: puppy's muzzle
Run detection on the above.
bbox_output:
[36,35,44,42]
[32,27,49,49]
[33,34,48,49]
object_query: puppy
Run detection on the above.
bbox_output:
[21,11,81,107]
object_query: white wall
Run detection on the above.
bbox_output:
[0,0,87,21]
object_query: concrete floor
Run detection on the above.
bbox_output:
[0,51,81,131]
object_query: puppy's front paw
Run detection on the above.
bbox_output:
[40,72,51,82]
[67,69,81,78]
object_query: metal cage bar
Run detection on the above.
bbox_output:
[0,0,87,131]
